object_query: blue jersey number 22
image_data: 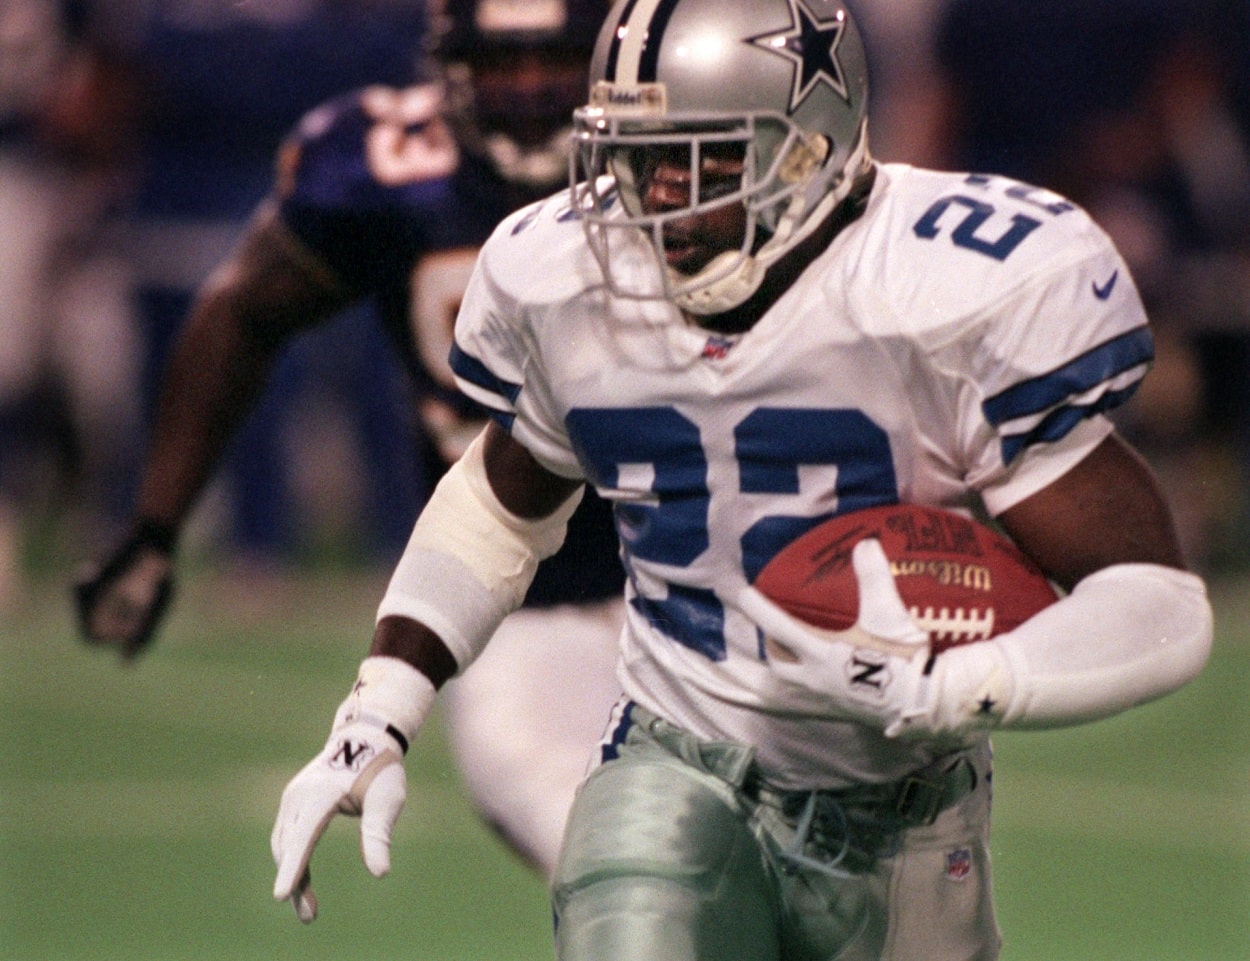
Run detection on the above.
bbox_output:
[566,406,898,660]
[913,175,1074,261]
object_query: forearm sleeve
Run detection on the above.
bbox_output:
[375,431,583,671]
[977,563,1212,728]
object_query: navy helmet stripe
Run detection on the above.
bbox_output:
[603,0,683,83]
[603,0,645,80]
[636,0,683,81]
[449,342,523,405]
[982,326,1154,426]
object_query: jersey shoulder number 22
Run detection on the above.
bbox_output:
[912,173,1076,262]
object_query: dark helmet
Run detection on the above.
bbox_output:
[436,0,602,60]
[434,0,607,188]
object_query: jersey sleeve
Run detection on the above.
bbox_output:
[949,222,1153,515]
[449,206,589,481]
[447,263,526,431]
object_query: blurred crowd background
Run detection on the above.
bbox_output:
[2,0,1247,614]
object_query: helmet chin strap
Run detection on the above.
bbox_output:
[672,130,870,316]
[672,190,834,315]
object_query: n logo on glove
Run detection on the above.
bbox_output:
[330,739,376,772]
[847,650,892,693]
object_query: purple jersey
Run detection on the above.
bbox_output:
[276,84,623,606]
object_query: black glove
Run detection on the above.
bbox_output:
[74,519,176,660]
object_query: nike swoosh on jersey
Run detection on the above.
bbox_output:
[1091,270,1119,300]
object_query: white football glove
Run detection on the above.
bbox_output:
[885,639,1015,742]
[271,657,435,923]
[738,538,1014,742]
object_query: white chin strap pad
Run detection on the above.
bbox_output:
[674,125,870,316]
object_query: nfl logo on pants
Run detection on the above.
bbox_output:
[946,848,973,882]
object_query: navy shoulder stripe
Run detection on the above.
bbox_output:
[984,326,1153,463]
[449,342,522,406]
[982,326,1154,427]
[999,382,1142,464]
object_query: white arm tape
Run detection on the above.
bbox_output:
[945,563,1212,730]
[375,430,583,670]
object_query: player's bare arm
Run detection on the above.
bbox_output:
[74,206,355,656]
[997,431,1185,590]
[481,418,586,518]
[137,205,354,529]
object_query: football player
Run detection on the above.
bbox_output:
[74,0,624,879]
[270,0,1214,956]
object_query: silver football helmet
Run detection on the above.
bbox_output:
[435,0,603,189]
[571,0,871,314]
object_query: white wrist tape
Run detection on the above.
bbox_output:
[332,656,438,750]
[934,563,1212,731]
[375,430,583,669]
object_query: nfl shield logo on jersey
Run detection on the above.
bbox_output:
[945,848,973,881]
[701,335,736,360]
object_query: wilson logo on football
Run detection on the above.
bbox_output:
[890,559,992,593]
[753,503,1059,656]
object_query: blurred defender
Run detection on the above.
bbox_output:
[74,0,622,878]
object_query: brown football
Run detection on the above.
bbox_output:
[753,504,1059,654]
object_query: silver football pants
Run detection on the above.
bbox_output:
[552,703,1000,961]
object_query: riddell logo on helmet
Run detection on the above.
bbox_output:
[590,81,667,116]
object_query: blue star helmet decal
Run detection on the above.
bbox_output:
[749,0,850,113]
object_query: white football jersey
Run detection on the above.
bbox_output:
[452,163,1153,788]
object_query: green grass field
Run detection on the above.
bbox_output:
[3,565,1247,961]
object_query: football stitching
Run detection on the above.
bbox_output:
[908,605,995,642]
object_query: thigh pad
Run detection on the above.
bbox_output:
[553,744,778,961]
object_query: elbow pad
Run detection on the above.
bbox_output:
[376,431,583,670]
[898,563,1212,739]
